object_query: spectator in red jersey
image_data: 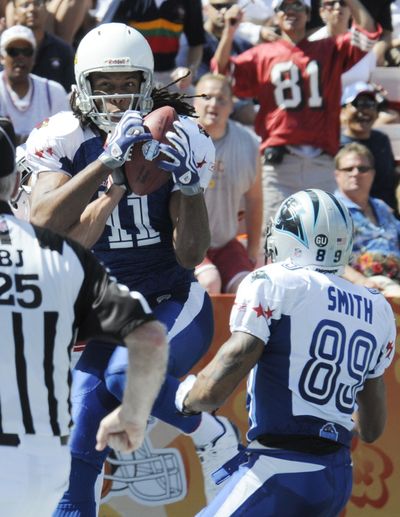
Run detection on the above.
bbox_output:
[212,0,380,223]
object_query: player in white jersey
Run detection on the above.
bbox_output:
[0,119,168,517]
[176,188,396,516]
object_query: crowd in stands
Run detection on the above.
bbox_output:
[1,1,400,514]
[2,0,400,294]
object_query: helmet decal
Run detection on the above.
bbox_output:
[305,189,320,225]
[275,197,308,247]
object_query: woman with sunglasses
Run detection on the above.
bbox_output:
[0,24,69,144]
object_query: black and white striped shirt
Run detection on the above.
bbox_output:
[0,201,154,437]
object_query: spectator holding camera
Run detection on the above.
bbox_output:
[212,0,380,222]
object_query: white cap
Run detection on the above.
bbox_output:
[0,25,36,52]
[272,0,311,10]
[341,81,376,106]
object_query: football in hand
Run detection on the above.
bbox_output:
[123,106,179,195]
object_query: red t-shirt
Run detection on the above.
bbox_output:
[212,25,381,156]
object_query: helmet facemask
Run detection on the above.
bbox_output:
[75,67,153,132]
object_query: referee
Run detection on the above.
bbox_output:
[0,119,168,517]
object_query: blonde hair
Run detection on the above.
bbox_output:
[335,142,375,170]
[195,73,233,97]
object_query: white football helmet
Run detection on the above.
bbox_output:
[10,144,34,221]
[102,417,186,507]
[73,23,154,131]
[266,189,353,274]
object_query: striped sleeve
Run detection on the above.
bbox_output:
[349,23,382,53]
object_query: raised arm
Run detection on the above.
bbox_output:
[346,0,376,33]
[67,183,126,248]
[160,118,214,268]
[213,3,244,73]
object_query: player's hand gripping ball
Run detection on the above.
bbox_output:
[123,106,179,195]
[98,110,151,171]
[158,120,202,196]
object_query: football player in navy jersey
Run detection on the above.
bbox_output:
[178,189,396,516]
[26,23,239,515]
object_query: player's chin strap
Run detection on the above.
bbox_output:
[264,220,275,264]
[178,183,203,196]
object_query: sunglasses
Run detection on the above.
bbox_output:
[16,0,45,8]
[277,1,307,13]
[322,0,346,9]
[351,97,377,109]
[6,47,34,57]
[211,2,234,10]
[338,165,372,173]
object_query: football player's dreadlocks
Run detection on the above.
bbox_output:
[151,71,202,117]
[151,86,195,117]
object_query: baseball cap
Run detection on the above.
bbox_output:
[0,118,16,178]
[272,0,311,10]
[341,81,376,106]
[0,25,36,53]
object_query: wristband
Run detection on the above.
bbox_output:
[175,374,198,413]
[111,167,130,194]
[179,183,203,196]
[98,151,125,170]
[181,401,201,417]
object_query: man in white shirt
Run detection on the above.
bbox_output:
[0,24,69,143]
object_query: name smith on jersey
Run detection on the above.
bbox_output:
[327,285,373,324]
